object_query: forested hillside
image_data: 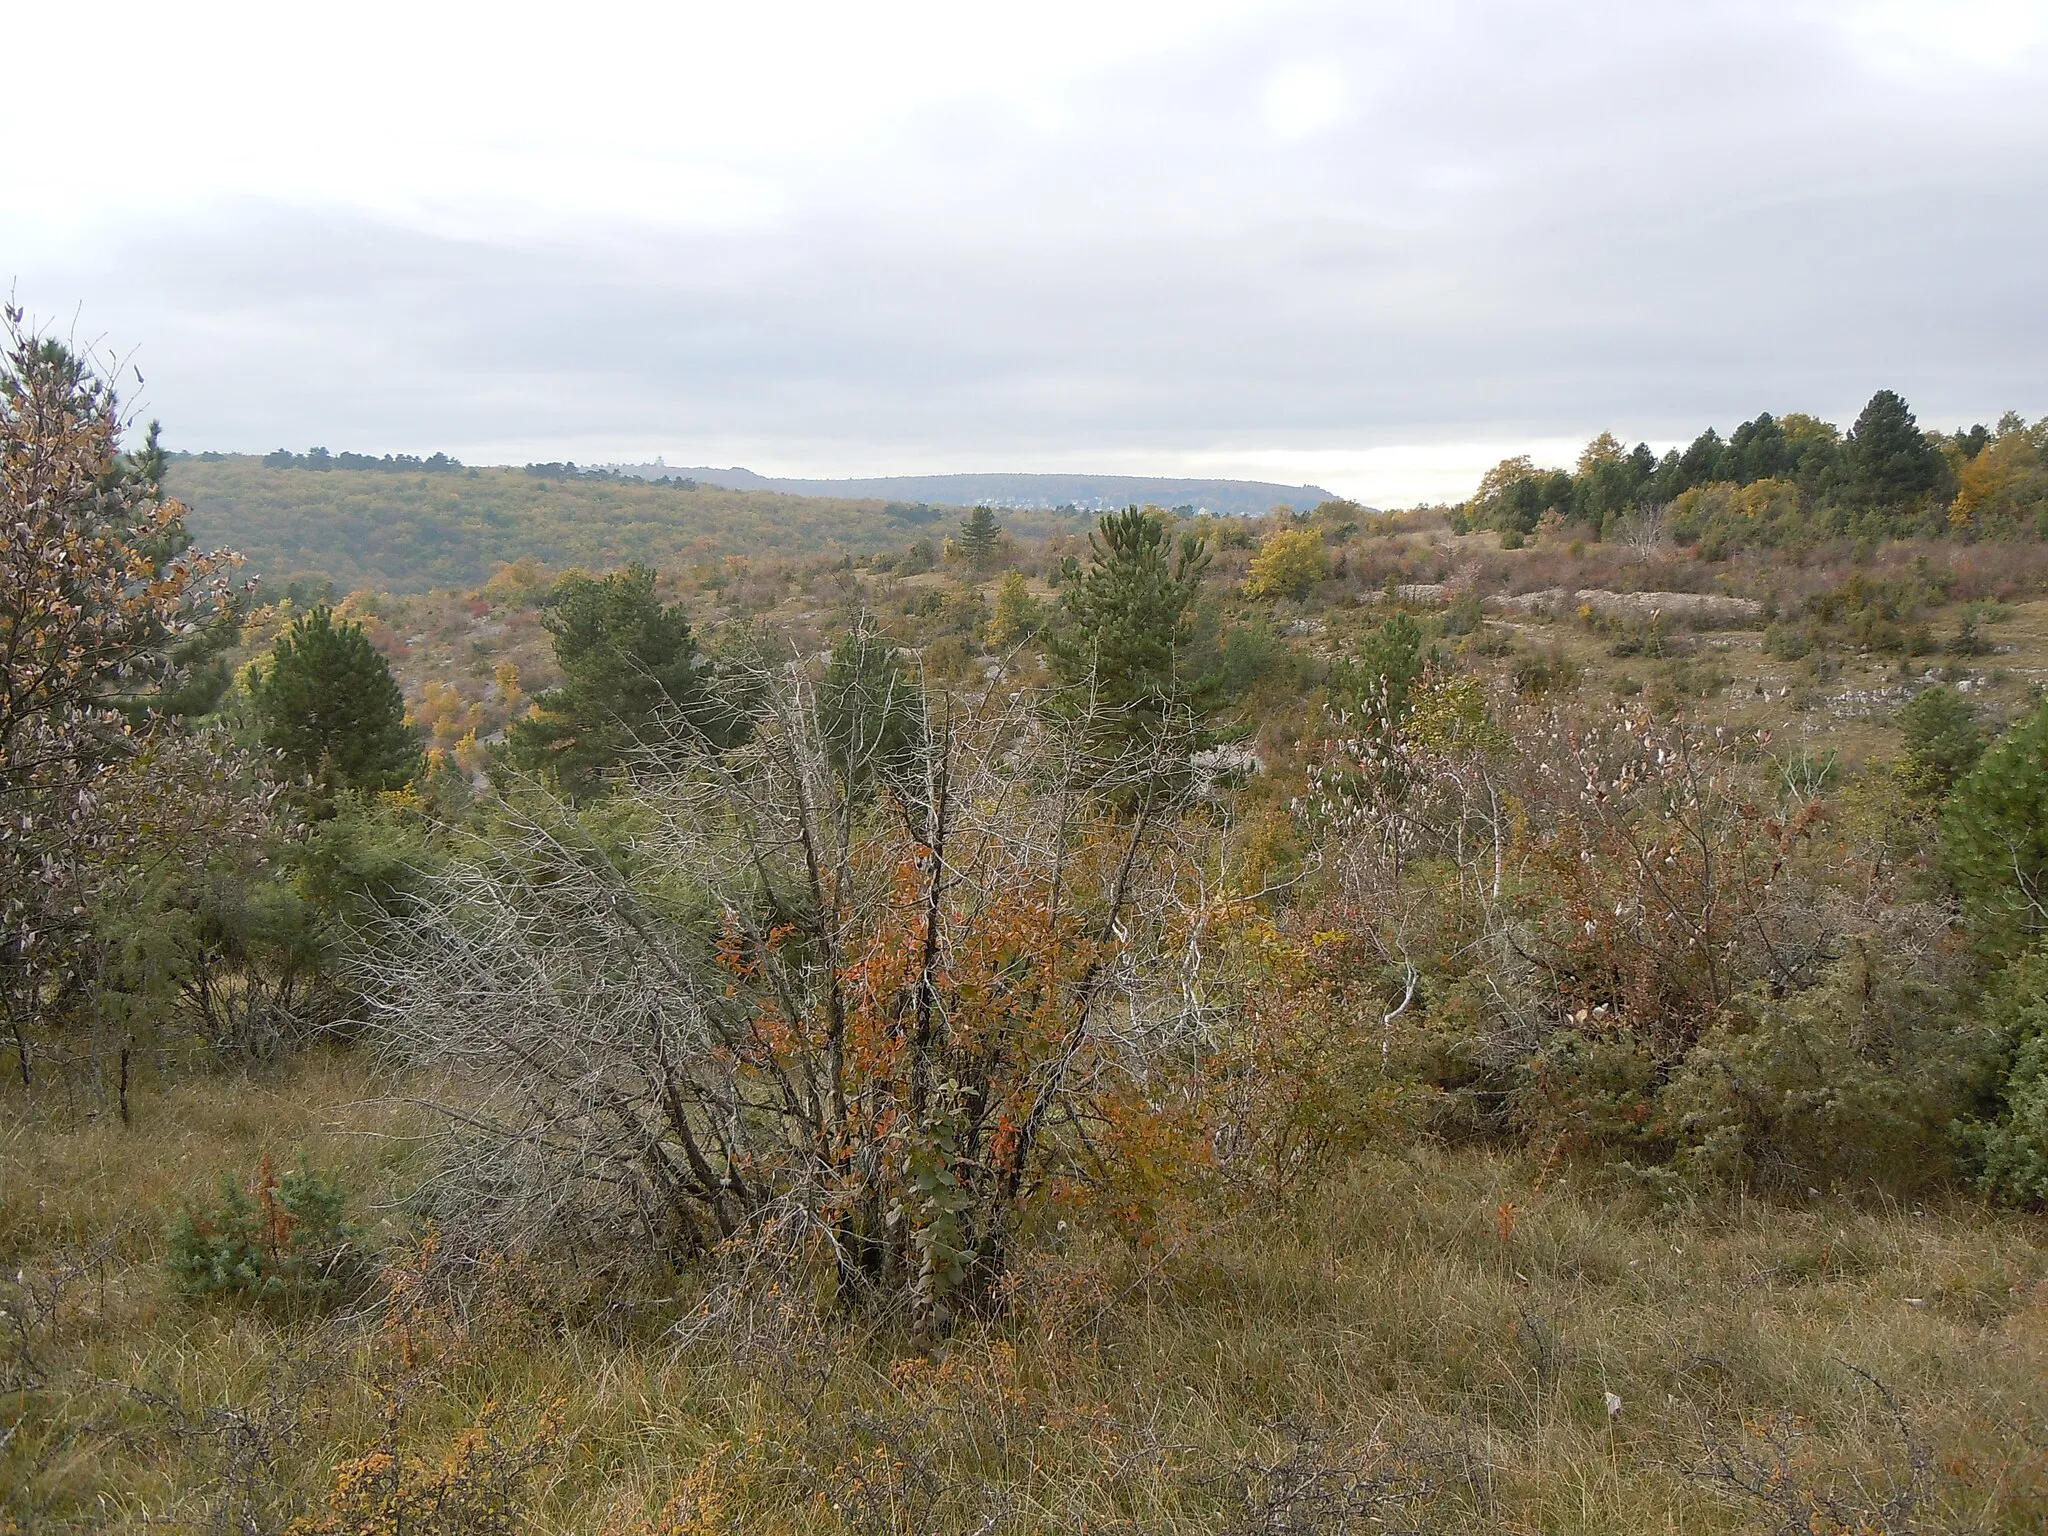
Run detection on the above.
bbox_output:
[633,465,1341,517]
[167,454,1075,593]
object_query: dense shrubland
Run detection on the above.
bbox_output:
[9,328,2048,1529]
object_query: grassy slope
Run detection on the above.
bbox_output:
[169,457,1055,595]
[7,1054,2046,1531]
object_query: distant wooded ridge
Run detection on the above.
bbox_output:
[208,450,1342,517]
[164,454,1092,595]
[606,465,1345,518]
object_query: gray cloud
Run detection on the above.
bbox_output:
[11,1,2045,499]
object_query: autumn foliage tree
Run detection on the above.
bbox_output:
[0,307,243,1085]
[1243,526,1329,600]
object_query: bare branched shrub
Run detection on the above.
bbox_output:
[1690,1368,1943,1536]
[151,1350,337,1536]
[1615,501,1670,562]
[1209,1422,1490,1536]
[371,647,1211,1323]
[1,1239,118,1508]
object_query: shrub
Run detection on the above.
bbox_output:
[1313,695,1863,1168]
[1657,932,1987,1192]
[1516,1031,1663,1164]
[1943,696,2048,959]
[1204,916,1415,1202]
[1441,589,1484,636]
[1948,609,1996,657]
[288,1402,566,1536]
[1895,684,1982,800]
[1956,948,2048,1207]
[1509,644,1581,698]
[1604,614,1682,659]
[372,662,1212,1330]
[1763,620,1815,661]
[1244,527,1329,599]
[167,1155,364,1305]
[1965,1024,2048,1207]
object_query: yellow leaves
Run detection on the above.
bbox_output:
[1950,423,2043,528]
[1473,454,1540,505]
[1243,526,1329,600]
[986,570,1042,649]
[1672,477,1798,525]
[620,1444,742,1536]
[1576,431,1626,476]
[1406,674,1505,757]
[1732,478,1799,520]
[416,679,481,750]
[288,1399,569,1536]
[493,659,524,714]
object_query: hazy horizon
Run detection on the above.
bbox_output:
[10,1,2045,507]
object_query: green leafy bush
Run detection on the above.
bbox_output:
[167,1156,364,1305]
[1509,644,1581,698]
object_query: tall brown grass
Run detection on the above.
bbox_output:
[6,1053,2046,1532]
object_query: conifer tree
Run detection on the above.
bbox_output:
[252,607,419,794]
[1848,389,1944,509]
[1897,684,1982,800]
[507,563,732,797]
[1045,508,1212,785]
[957,505,1002,574]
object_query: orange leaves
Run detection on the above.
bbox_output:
[287,1397,569,1536]
[832,846,1079,1092]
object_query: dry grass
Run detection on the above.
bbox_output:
[6,1053,2047,1532]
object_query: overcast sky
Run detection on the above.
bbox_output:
[8,1,2045,504]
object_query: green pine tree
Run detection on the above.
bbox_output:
[1896,684,1983,800]
[1344,611,1425,730]
[1044,507,1212,783]
[1847,389,1945,510]
[507,563,732,798]
[252,607,418,794]
[957,506,1002,575]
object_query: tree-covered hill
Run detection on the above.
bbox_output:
[621,465,1340,517]
[167,454,1068,594]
